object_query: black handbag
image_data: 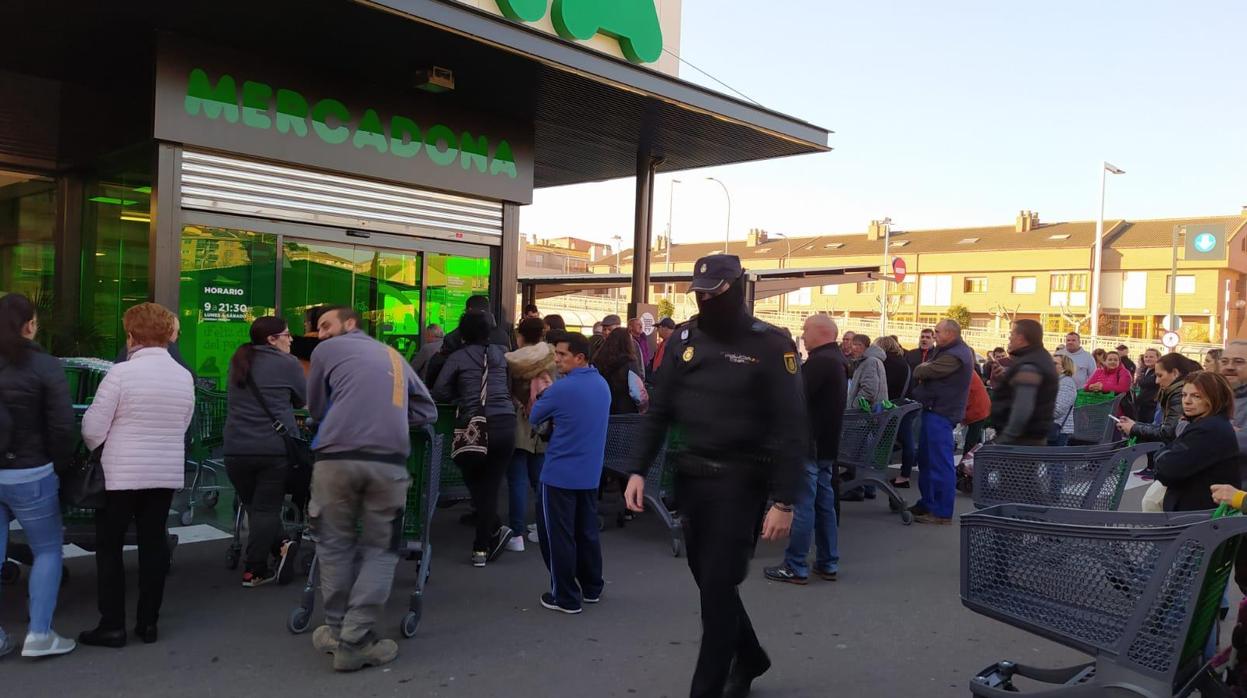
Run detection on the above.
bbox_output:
[451,346,490,460]
[61,444,107,509]
[245,376,313,473]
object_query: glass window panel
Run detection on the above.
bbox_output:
[179,225,277,388]
[0,171,56,303]
[1011,276,1036,294]
[425,252,490,336]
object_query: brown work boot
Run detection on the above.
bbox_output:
[913,513,953,525]
[332,636,398,672]
[312,625,339,654]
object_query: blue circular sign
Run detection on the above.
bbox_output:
[1194,232,1217,253]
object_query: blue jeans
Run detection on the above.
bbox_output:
[916,411,957,518]
[783,460,839,577]
[508,450,545,534]
[0,471,64,636]
[898,409,920,478]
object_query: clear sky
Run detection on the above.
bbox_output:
[520,0,1247,249]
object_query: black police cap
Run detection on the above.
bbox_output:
[689,254,743,293]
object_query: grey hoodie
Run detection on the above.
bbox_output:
[307,330,437,463]
[849,345,889,409]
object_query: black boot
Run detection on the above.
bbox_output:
[79,626,127,648]
[134,624,158,644]
[723,652,771,698]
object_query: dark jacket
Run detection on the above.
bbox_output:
[1130,378,1186,444]
[1119,355,1137,375]
[0,341,75,472]
[913,338,975,423]
[1135,368,1159,423]
[803,342,848,461]
[1155,415,1240,512]
[882,353,910,401]
[903,346,934,397]
[596,361,638,415]
[424,319,513,388]
[224,346,308,457]
[989,343,1059,443]
[432,343,516,421]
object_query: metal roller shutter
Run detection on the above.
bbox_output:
[179,150,503,243]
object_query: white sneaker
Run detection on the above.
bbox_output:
[527,523,537,533]
[21,631,76,657]
[528,530,540,544]
[506,535,525,552]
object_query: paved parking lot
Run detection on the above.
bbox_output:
[3,472,1161,698]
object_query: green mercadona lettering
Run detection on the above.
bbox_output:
[183,68,518,179]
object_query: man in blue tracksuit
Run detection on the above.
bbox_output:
[909,319,974,525]
[529,332,611,614]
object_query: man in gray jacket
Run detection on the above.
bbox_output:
[1219,339,1247,452]
[306,306,437,672]
[847,334,888,409]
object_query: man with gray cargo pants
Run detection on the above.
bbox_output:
[306,306,438,671]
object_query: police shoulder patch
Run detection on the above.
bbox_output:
[682,346,695,362]
[783,352,797,375]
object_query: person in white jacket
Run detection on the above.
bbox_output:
[79,303,194,649]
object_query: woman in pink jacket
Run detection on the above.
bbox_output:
[1084,350,1133,394]
[79,303,195,648]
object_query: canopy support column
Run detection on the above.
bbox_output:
[631,149,659,305]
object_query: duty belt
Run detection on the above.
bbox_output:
[672,451,769,479]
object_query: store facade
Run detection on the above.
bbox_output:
[0,0,828,386]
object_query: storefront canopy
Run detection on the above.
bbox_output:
[519,266,882,303]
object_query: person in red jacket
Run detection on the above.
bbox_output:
[1085,350,1133,394]
[959,373,991,465]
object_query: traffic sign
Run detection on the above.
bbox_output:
[892,257,907,283]
[1183,223,1226,260]
[1161,331,1181,349]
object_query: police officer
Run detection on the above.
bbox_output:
[624,254,806,698]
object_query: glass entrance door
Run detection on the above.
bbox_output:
[179,221,491,387]
[280,239,422,357]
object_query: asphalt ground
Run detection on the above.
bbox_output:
[1,468,1179,698]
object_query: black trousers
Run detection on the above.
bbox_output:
[677,472,769,698]
[458,415,517,552]
[535,483,604,608]
[94,488,175,630]
[225,455,288,575]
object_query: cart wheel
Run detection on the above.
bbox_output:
[2,560,20,585]
[900,510,914,526]
[888,498,902,513]
[288,607,312,634]
[671,538,683,557]
[225,548,240,571]
[180,508,194,526]
[203,490,220,509]
[401,600,422,638]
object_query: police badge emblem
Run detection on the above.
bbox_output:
[682,346,695,362]
[783,352,797,374]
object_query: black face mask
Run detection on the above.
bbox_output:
[696,276,748,339]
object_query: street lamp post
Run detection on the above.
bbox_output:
[772,232,794,314]
[879,217,892,336]
[612,233,623,315]
[705,177,732,250]
[1168,225,1185,347]
[665,179,681,298]
[1090,161,1125,343]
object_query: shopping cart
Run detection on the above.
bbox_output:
[972,441,1161,510]
[1071,392,1125,445]
[838,401,922,524]
[961,503,1246,697]
[601,414,682,556]
[288,426,440,639]
[182,386,229,525]
[431,405,470,505]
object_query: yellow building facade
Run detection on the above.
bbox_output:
[592,210,1247,344]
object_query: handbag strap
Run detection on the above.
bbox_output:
[245,374,288,435]
[477,345,490,411]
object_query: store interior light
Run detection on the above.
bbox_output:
[120,213,151,223]
[89,196,138,205]
[132,186,152,194]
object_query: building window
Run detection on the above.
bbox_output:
[786,288,812,306]
[1011,276,1037,294]
[1165,275,1196,295]
[856,281,876,294]
[821,284,839,295]
[1122,271,1147,309]
[963,277,987,294]
[919,275,952,306]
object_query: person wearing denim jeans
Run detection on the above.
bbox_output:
[895,329,935,487]
[0,293,78,658]
[764,315,846,585]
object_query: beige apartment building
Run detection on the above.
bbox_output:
[590,209,1247,344]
